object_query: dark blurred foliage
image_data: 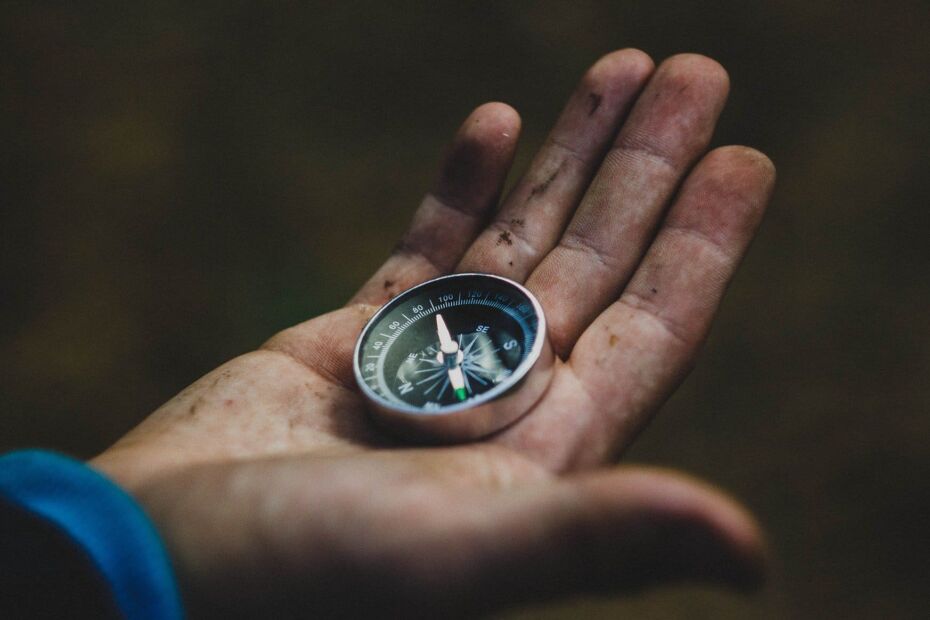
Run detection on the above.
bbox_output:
[1,1,928,617]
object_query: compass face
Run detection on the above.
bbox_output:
[354,273,544,414]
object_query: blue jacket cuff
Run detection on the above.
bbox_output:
[0,450,183,620]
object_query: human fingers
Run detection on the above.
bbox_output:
[457,49,653,279]
[501,146,775,471]
[526,54,731,358]
[351,102,520,306]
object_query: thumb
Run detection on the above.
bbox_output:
[440,466,767,616]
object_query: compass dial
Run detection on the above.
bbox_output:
[353,273,551,439]
[393,331,520,407]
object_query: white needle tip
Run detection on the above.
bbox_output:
[436,313,458,355]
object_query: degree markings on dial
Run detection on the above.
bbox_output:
[366,298,533,363]
[373,298,522,343]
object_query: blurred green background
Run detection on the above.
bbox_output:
[1,1,928,618]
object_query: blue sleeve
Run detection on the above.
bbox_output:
[0,450,184,620]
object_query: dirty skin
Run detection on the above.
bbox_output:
[587,92,602,115]
[530,164,562,198]
[497,218,524,247]
[383,280,397,298]
[654,83,688,103]
[439,138,484,198]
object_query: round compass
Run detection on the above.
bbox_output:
[353,273,553,441]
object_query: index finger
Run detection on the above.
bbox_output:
[351,102,520,306]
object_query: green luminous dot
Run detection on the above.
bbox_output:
[455,387,468,402]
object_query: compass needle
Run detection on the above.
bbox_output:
[435,314,457,355]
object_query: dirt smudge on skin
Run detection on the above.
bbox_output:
[651,287,657,294]
[529,163,562,198]
[438,138,484,200]
[383,280,394,289]
[587,92,603,115]
[510,218,525,227]
[497,231,513,246]
[609,333,618,347]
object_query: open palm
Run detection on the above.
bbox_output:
[93,50,775,618]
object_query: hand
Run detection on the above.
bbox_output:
[92,50,775,618]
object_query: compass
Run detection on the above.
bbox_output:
[353,273,554,441]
